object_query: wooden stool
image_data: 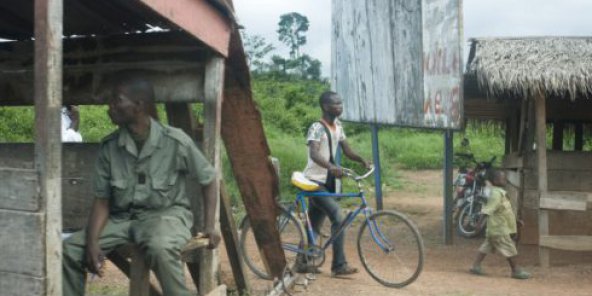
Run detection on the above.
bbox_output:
[128,235,210,296]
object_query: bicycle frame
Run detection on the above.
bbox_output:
[280,185,394,257]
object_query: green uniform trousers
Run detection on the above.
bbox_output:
[62,214,192,296]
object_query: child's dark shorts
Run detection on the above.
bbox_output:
[478,234,518,257]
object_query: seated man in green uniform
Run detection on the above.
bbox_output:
[62,76,220,296]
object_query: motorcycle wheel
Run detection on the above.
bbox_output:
[456,202,485,238]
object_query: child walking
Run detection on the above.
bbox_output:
[470,169,530,279]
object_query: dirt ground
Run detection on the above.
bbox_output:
[88,170,592,296]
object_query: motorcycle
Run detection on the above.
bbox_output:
[452,154,496,238]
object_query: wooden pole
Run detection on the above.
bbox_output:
[34,0,63,295]
[200,55,225,295]
[443,130,454,245]
[534,93,549,268]
[220,184,251,294]
[371,124,383,210]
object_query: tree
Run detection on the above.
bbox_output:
[242,32,275,73]
[277,12,309,59]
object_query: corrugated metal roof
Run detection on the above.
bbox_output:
[0,0,233,41]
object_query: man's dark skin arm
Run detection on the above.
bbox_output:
[85,198,110,277]
[202,182,221,249]
[309,140,371,178]
[341,141,372,169]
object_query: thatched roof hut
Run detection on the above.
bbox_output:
[466,37,592,101]
[464,37,592,268]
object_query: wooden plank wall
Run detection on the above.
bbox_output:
[519,151,592,245]
[0,144,99,230]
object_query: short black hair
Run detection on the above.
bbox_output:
[486,168,504,183]
[319,91,339,106]
[111,73,159,120]
[114,76,155,104]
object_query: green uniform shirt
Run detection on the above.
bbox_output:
[481,186,517,237]
[93,118,215,221]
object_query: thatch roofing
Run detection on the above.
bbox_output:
[466,37,592,100]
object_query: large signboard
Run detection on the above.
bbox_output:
[332,0,463,129]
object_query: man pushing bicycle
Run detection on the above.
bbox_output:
[298,91,371,277]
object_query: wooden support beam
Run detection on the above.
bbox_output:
[107,251,161,296]
[534,94,549,268]
[518,99,528,154]
[34,0,63,295]
[0,67,204,106]
[221,30,286,278]
[165,103,200,141]
[552,122,564,151]
[220,184,251,294]
[575,123,584,151]
[510,111,520,152]
[129,247,150,296]
[539,235,592,252]
[162,101,203,290]
[200,55,225,295]
[505,118,512,154]
[139,0,231,57]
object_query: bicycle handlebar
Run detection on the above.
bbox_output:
[343,165,375,181]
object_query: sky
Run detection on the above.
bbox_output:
[234,0,592,77]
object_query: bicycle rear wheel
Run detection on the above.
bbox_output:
[357,210,424,288]
[239,207,304,280]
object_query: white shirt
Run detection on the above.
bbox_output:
[61,107,82,143]
[303,120,346,183]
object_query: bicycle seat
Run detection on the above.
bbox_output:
[291,171,320,191]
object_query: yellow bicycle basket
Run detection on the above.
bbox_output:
[291,171,320,191]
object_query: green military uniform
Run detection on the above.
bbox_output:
[478,186,518,257]
[63,119,215,296]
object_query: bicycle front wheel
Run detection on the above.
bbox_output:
[357,210,424,288]
[239,207,304,280]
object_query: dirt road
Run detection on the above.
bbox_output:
[88,170,592,296]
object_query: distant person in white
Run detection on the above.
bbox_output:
[62,105,82,142]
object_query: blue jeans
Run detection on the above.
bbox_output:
[309,190,347,271]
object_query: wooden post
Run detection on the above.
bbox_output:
[509,111,520,153]
[220,184,251,295]
[575,123,584,151]
[200,55,225,295]
[34,0,63,295]
[517,99,529,154]
[107,251,161,296]
[371,125,383,210]
[129,248,150,296]
[165,103,200,141]
[164,102,204,289]
[534,94,549,268]
[552,122,564,151]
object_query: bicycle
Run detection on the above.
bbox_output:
[239,166,424,288]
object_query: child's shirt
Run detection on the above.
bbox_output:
[481,186,517,237]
